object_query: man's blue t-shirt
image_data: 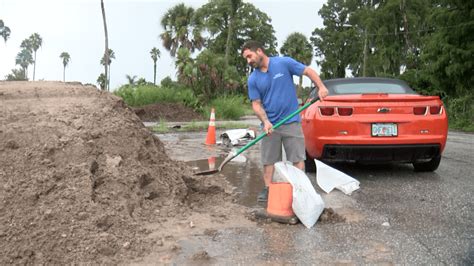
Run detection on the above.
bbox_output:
[248,56,305,125]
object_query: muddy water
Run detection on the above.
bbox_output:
[158,132,266,207]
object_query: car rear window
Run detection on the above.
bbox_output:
[331,82,410,94]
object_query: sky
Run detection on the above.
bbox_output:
[0,0,326,90]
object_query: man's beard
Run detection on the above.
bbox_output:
[252,55,263,69]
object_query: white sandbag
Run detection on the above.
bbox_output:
[315,160,360,195]
[220,129,255,146]
[274,162,325,229]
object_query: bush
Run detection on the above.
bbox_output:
[446,94,474,132]
[203,95,252,120]
[114,84,197,108]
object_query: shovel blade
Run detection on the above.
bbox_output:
[194,169,219,176]
[194,152,236,176]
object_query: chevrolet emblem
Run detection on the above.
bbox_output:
[377,107,391,113]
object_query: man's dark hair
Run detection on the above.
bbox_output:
[241,40,266,55]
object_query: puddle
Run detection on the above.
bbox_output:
[186,154,265,208]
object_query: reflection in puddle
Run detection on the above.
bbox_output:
[187,155,264,208]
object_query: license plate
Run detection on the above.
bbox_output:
[372,123,398,137]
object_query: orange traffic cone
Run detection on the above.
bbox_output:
[267,182,295,218]
[205,108,216,145]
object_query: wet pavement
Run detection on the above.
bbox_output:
[156,130,473,264]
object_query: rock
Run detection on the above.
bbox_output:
[5,140,19,149]
[122,242,130,249]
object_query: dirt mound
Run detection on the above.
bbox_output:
[0,81,239,264]
[132,102,203,122]
[319,208,346,224]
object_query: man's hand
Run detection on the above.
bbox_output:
[303,67,329,101]
[252,100,273,134]
[263,120,273,135]
[318,86,329,100]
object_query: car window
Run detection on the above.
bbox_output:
[325,81,416,95]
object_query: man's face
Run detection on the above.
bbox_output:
[242,48,263,69]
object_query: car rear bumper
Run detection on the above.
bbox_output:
[321,144,440,163]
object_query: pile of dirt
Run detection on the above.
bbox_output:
[0,81,241,264]
[132,102,203,122]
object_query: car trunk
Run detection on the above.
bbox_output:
[302,93,448,160]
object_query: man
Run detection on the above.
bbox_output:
[241,40,329,202]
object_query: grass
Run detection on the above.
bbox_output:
[115,84,253,120]
[114,84,196,107]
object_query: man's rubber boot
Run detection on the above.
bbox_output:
[257,186,269,202]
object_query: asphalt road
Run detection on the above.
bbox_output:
[159,130,473,264]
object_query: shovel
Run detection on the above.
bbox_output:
[195,97,319,176]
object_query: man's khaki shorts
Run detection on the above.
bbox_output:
[260,122,306,165]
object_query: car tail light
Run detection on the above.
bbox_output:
[319,107,335,116]
[337,107,353,116]
[413,106,427,115]
[429,105,441,115]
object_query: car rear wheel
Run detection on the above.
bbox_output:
[413,155,441,172]
[305,151,316,173]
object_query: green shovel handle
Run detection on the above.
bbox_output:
[230,97,319,159]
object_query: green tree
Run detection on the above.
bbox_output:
[280,32,313,96]
[150,47,161,85]
[59,52,70,82]
[21,33,43,81]
[195,0,278,74]
[97,73,106,90]
[347,0,431,77]
[29,33,42,81]
[15,48,33,79]
[0,19,11,43]
[417,0,474,128]
[100,48,115,91]
[125,74,137,86]
[160,3,204,57]
[311,0,360,78]
[5,69,27,81]
[421,0,473,97]
[101,0,109,91]
[175,47,194,85]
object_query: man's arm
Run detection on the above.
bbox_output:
[252,99,273,134]
[303,67,329,100]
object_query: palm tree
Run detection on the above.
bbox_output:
[150,47,161,85]
[101,0,109,91]
[280,32,313,96]
[125,74,137,86]
[100,48,115,91]
[160,3,204,57]
[28,33,42,81]
[0,20,11,43]
[59,52,70,82]
[175,47,193,84]
[97,73,106,90]
[15,48,33,79]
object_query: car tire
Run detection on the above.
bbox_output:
[305,151,316,173]
[413,155,441,172]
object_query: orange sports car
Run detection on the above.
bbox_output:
[302,77,448,172]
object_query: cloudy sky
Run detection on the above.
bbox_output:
[0,0,325,89]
